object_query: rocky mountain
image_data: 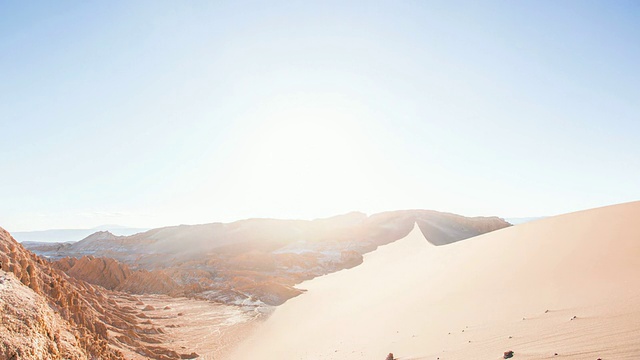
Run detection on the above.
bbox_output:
[26,210,510,306]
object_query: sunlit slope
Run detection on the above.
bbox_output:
[228,201,640,360]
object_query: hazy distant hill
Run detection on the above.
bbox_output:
[13,225,148,243]
[505,216,546,225]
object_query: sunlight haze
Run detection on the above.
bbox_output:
[1,1,639,231]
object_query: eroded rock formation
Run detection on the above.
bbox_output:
[53,256,179,295]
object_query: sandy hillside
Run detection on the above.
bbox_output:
[227,201,640,360]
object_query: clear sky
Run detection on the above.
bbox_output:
[1,1,639,231]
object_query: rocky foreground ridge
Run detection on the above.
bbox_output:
[0,227,199,360]
[26,210,510,306]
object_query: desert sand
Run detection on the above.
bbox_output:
[111,295,259,360]
[227,201,640,360]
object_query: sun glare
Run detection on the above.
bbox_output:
[229,104,378,216]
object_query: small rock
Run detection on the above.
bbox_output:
[504,350,514,359]
[385,353,394,360]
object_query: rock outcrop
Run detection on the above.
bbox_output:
[0,270,85,360]
[53,256,179,295]
[53,256,131,290]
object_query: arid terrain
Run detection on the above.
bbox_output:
[0,227,201,359]
[24,210,509,306]
[3,209,508,359]
[112,295,257,360]
[4,202,640,359]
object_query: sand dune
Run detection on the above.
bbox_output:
[227,201,640,360]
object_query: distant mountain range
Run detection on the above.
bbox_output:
[13,216,543,243]
[12,225,148,243]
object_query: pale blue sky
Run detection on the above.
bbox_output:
[1,1,639,231]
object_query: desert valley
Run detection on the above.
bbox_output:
[2,210,508,359]
[2,202,640,359]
